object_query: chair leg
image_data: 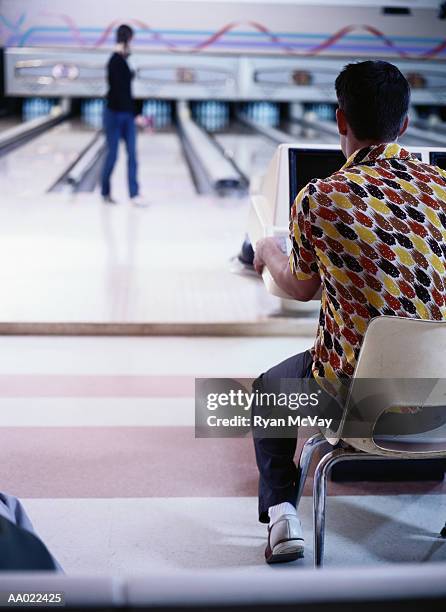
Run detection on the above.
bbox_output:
[296,433,330,508]
[313,447,360,568]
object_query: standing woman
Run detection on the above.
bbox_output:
[101,24,148,206]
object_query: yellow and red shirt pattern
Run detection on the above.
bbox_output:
[290,143,446,394]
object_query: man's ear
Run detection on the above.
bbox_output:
[399,115,409,137]
[336,108,348,136]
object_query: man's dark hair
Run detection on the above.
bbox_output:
[335,60,410,142]
[116,24,134,44]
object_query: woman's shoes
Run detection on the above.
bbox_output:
[102,195,118,205]
[130,195,150,207]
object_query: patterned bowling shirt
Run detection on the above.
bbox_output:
[290,143,446,394]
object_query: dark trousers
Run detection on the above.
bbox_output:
[101,108,139,198]
[253,350,313,523]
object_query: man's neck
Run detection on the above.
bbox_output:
[345,138,393,158]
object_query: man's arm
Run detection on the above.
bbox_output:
[254,237,321,302]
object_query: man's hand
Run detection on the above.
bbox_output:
[254,237,321,302]
[253,237,284,275]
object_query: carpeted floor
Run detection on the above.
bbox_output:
[24,495,446,574]
[1,336,445,573]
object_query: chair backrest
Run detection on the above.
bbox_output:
[326,317,446,457]
[354,316,446,379]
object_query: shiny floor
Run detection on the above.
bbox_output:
[0,124,319,329]
[0,120,95,196]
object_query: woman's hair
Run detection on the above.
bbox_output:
[116,24,134,45]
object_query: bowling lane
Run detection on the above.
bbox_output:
[399,132,436,148]
[0,115,306,329]
[213,123,340,182]
[0,119,97,198]
[109,127,197,201]
[284,116,438,150]
[212,131,276,180]
[282,121,340,145]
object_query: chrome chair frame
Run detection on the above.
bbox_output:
[295,318,446,567]
[295,434,443,568]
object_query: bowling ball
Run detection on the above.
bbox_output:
[135,115,154,130]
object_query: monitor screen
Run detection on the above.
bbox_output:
[288,148,346,209]
[430,151,446,170]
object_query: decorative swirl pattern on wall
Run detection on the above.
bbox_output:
[1,13,445,59]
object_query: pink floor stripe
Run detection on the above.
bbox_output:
[1,427,444,499]
[0,375,196,397]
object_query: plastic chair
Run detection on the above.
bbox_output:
[296,316,446,567]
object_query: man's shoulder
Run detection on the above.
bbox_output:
[304,169,349,197]
[423,161,446,181]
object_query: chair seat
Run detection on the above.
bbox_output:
[374,435,446,453]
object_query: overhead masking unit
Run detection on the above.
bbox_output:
[382,6,412,15]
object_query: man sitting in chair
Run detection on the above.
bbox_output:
[252,60,446,564]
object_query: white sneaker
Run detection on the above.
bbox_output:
[265,514,305,564]
[130,195,150,207]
